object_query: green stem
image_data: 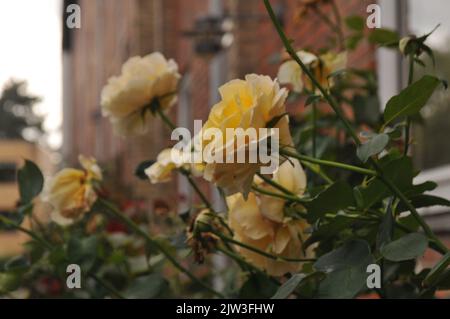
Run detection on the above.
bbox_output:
[180,169,214,211]
[379,177,448,254]
[301,160,334,184]
[155,108,215,212]
[404,54,415,156]
[97,198,224,297]
[212,230,315,263]
[90,273,125,299]
[251,185,306,204]
[155,107,177,131]
[256,172,297,196]
[281,148,377,176]
[0,216,53,250]
[216,246,281,286]
[330,0,345,50]
[333,213,379,222]
[312,103,318,158]
[313,5,344,50]
[264,0,448,254]
[264,0,361,146]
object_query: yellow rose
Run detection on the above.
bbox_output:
[145,148,202,184]
[226,158,310,276]
[44,155,102,225]
[278,50,346,93]
[101,52,180,136]
[145,148,183,183]
[278,51,317,93]
[201,74,293,197]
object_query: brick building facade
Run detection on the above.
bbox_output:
[62,0,376,209]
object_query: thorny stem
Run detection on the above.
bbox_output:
[251,185,306,204]
[212,229,315,263]
[155,107,177,131]
[180,169,214,212]
[281,148,377,176]
[256,172,298,197]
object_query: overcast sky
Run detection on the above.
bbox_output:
[409,0,450,50]
[0,0,62,148]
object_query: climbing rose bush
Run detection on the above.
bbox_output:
[1,0,450,300]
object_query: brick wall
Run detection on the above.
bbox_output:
[64,0,376,209]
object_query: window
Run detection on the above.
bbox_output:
[377,0,450,219]
[407,0,450,170]
[0,162,16,183]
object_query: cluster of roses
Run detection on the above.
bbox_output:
[44,50,345,276]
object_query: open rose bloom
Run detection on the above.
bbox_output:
[278,50,347,94]
[101,52,180,136]
[199,74,293,197]
[226,158,311,276]
[43,155,102,226]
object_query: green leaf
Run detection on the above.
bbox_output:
[306,181,355,220]
[134,160,155,180]
[317,262,371,299]
[357,133,389,163]
[239,273,278,298]
[4,256,30,273]
[305,95,321,107]
[384,157,414,190]
[355,156,414,209]
[376,198,395,250]
[123,273,168,298]
[346,33,364,50]
[17,160,44,204]
[314,240,371,273]
[408,181,437,196]
[368,28,399,46]
[271,273,306,299]
[0,273,21,294]
[315,240,373,299]
[304,215,354,248]
[345,15,365,31]
[398,214,420,232]
[67,236,98,264]
[383,75,441,126]
[381,233,428,262]
[398,194,450,212]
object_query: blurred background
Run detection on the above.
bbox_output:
[0,0,449,269]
